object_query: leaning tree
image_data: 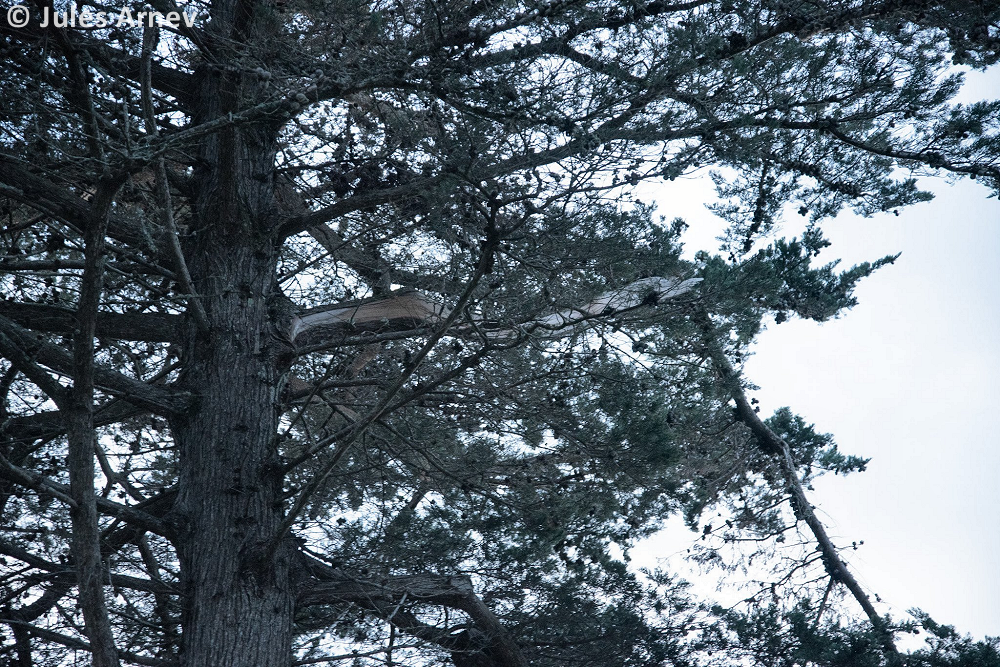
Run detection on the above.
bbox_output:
[1,0,998,665]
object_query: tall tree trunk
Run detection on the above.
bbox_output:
[66,182,122,667]
[169,36,293,665]
[170,247,293,667]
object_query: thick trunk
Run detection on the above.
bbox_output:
[170,236,294,667]
[169,50,293,666]
[170,257,293,665]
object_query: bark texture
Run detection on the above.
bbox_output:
[66,181,121,667]
[167,10,294,663]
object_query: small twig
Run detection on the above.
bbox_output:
[815,575,836,627]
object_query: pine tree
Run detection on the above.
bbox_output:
[1,1,998,665]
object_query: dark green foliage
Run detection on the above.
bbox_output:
[1,0,998,665]
[906,611,1000,667]
[766,408,869,477]
[699,225,898,344]
[713,604,1000,667]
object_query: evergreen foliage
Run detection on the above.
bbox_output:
[0,1,997,665]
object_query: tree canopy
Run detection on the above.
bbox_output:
[1,0,998,666]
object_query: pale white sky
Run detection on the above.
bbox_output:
[633,67,1000,641]
[745,177,1000,640]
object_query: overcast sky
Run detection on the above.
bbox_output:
[634,67,1000,641]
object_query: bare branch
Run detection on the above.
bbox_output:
[2,400,146,445]
[0,302,182,343]
[1,619,173,667]
[0,22,195,104]
[0,154,150,250]
[297,559,526,667]
[699,311,902,664]
[0,453,172,536]
[141,24,209,335]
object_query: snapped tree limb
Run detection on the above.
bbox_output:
[291,276,702,350]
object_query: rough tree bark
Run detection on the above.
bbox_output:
[65,180,122,667]
[165,5,295,664]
